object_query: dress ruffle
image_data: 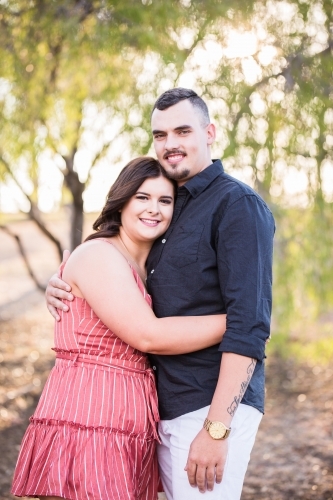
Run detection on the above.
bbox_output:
[12,417,158,500]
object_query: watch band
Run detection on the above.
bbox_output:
[203,418,231,439]
[203,418,212,432]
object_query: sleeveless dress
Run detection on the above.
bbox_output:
[11,242,160,500]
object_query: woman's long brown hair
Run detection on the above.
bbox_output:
[85,156,175,242]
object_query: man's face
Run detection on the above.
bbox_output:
[151,100,215,185]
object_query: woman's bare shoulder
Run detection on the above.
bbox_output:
[64,238,129,278]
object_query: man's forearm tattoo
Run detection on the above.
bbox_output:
[227,359,256,417]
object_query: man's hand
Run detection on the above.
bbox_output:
[185,428,228,493]
[45,250,73,321]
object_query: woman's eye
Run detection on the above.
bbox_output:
[136,195,148,200]
[160,199,172,205]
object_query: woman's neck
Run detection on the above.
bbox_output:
[115,229,152,281]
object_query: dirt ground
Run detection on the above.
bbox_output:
[0,218,332,499]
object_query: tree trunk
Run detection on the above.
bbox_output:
[63,160,85,251]
[70,195,85,250]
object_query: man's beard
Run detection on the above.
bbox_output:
[162,149,190,181]
[165,166,190,181]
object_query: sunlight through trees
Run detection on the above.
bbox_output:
[0,0,332,353]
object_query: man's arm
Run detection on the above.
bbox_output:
[45,249,73,320]
[185,353,256,493]
[186,194,275,492]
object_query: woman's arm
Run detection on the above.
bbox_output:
[63,241,226,355]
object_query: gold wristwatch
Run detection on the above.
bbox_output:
[203,418,231,440]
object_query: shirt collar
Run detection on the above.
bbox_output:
[182,159,224,198]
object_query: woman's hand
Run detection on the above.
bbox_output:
[45,250,73,321]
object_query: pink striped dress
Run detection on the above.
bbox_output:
[11,252,160,500]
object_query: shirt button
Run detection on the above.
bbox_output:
[151,269,154,274]
[161,239,166,243]
[152,366,157,371]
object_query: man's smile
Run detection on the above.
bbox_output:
[163,151,187,164]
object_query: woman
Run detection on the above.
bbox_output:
[12,157,226,500]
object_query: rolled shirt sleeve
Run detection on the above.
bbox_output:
[217,194,275,360]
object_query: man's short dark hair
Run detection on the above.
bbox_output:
[153,88,210,127]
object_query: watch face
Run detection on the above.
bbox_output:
[209,422,227,439]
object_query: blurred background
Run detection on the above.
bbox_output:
[0,1,332,498]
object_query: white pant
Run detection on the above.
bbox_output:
[157,403,262,500]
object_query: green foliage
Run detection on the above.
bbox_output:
[273,203,333,324]
[0,0,332,358]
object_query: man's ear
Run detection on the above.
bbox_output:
[207,123,216,145]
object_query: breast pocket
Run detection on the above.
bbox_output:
[170,224,204,268]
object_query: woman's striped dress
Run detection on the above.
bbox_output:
[11,261,159,500]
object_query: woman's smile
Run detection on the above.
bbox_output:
[139,218,161,227]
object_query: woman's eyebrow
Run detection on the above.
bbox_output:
[136,191,173,200]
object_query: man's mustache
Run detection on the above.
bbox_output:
[163,149,187,160]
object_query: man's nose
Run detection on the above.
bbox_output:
[164,133,179,150]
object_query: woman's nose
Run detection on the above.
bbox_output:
[147,200,159,214]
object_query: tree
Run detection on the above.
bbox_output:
[0,0,254,249]
[1,0,332,336]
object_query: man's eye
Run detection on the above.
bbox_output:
[179,130,190,135]
[154,134,164,139]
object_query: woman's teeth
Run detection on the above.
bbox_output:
[140,219,159,226]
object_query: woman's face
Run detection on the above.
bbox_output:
[120,176,174,243]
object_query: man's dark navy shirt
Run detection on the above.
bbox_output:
[146,160,275,421]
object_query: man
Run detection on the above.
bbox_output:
[46,88,275,499]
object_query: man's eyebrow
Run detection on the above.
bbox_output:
[152,125,193,135]
[152,129,166,135]
[174,125,193,131]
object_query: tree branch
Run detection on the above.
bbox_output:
[0,154,64,260]
[249,41,331,119]
[222,40,333,159]
[0,225,46,291]
[85,124,128,185]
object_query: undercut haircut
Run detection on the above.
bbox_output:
[153,88,210,127]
